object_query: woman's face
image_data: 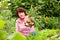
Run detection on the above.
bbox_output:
[18,12,25,19]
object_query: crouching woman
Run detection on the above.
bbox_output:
[16,7,36,37]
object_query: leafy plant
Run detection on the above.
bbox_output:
[11,32,26,40]
[0,20,6,29]
[0,30,7,40]
[27,29,59,40]
[45,17,58,29]
[0,10,12,20]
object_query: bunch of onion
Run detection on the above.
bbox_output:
[24,18,34,28]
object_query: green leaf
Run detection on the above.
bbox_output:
[11,32,26,40]
[0,20,6,29]
[0,30,6,40]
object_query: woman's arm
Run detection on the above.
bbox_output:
[30,26,35,32]
[16,19,26,32]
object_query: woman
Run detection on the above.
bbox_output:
[16,7,35,36]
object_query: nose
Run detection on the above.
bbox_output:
[20,13,23,16]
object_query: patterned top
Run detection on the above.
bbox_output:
[16,16,35,36]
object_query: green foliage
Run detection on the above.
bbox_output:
[33,16,58,30]
[37,0,60,17]
[9,18,16,33]
[0,10,12,20]
[0,30,7,40]
[27,29,59,40]
[45,17,58,29]
[9,0,60,17]
[7,29,60,40]
[0,0,9,9]
[0,10,15,34]
[0,20,6,29]
[0,0,60,40]
[11,32,26,40]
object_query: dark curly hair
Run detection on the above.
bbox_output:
[16,7,27,17]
